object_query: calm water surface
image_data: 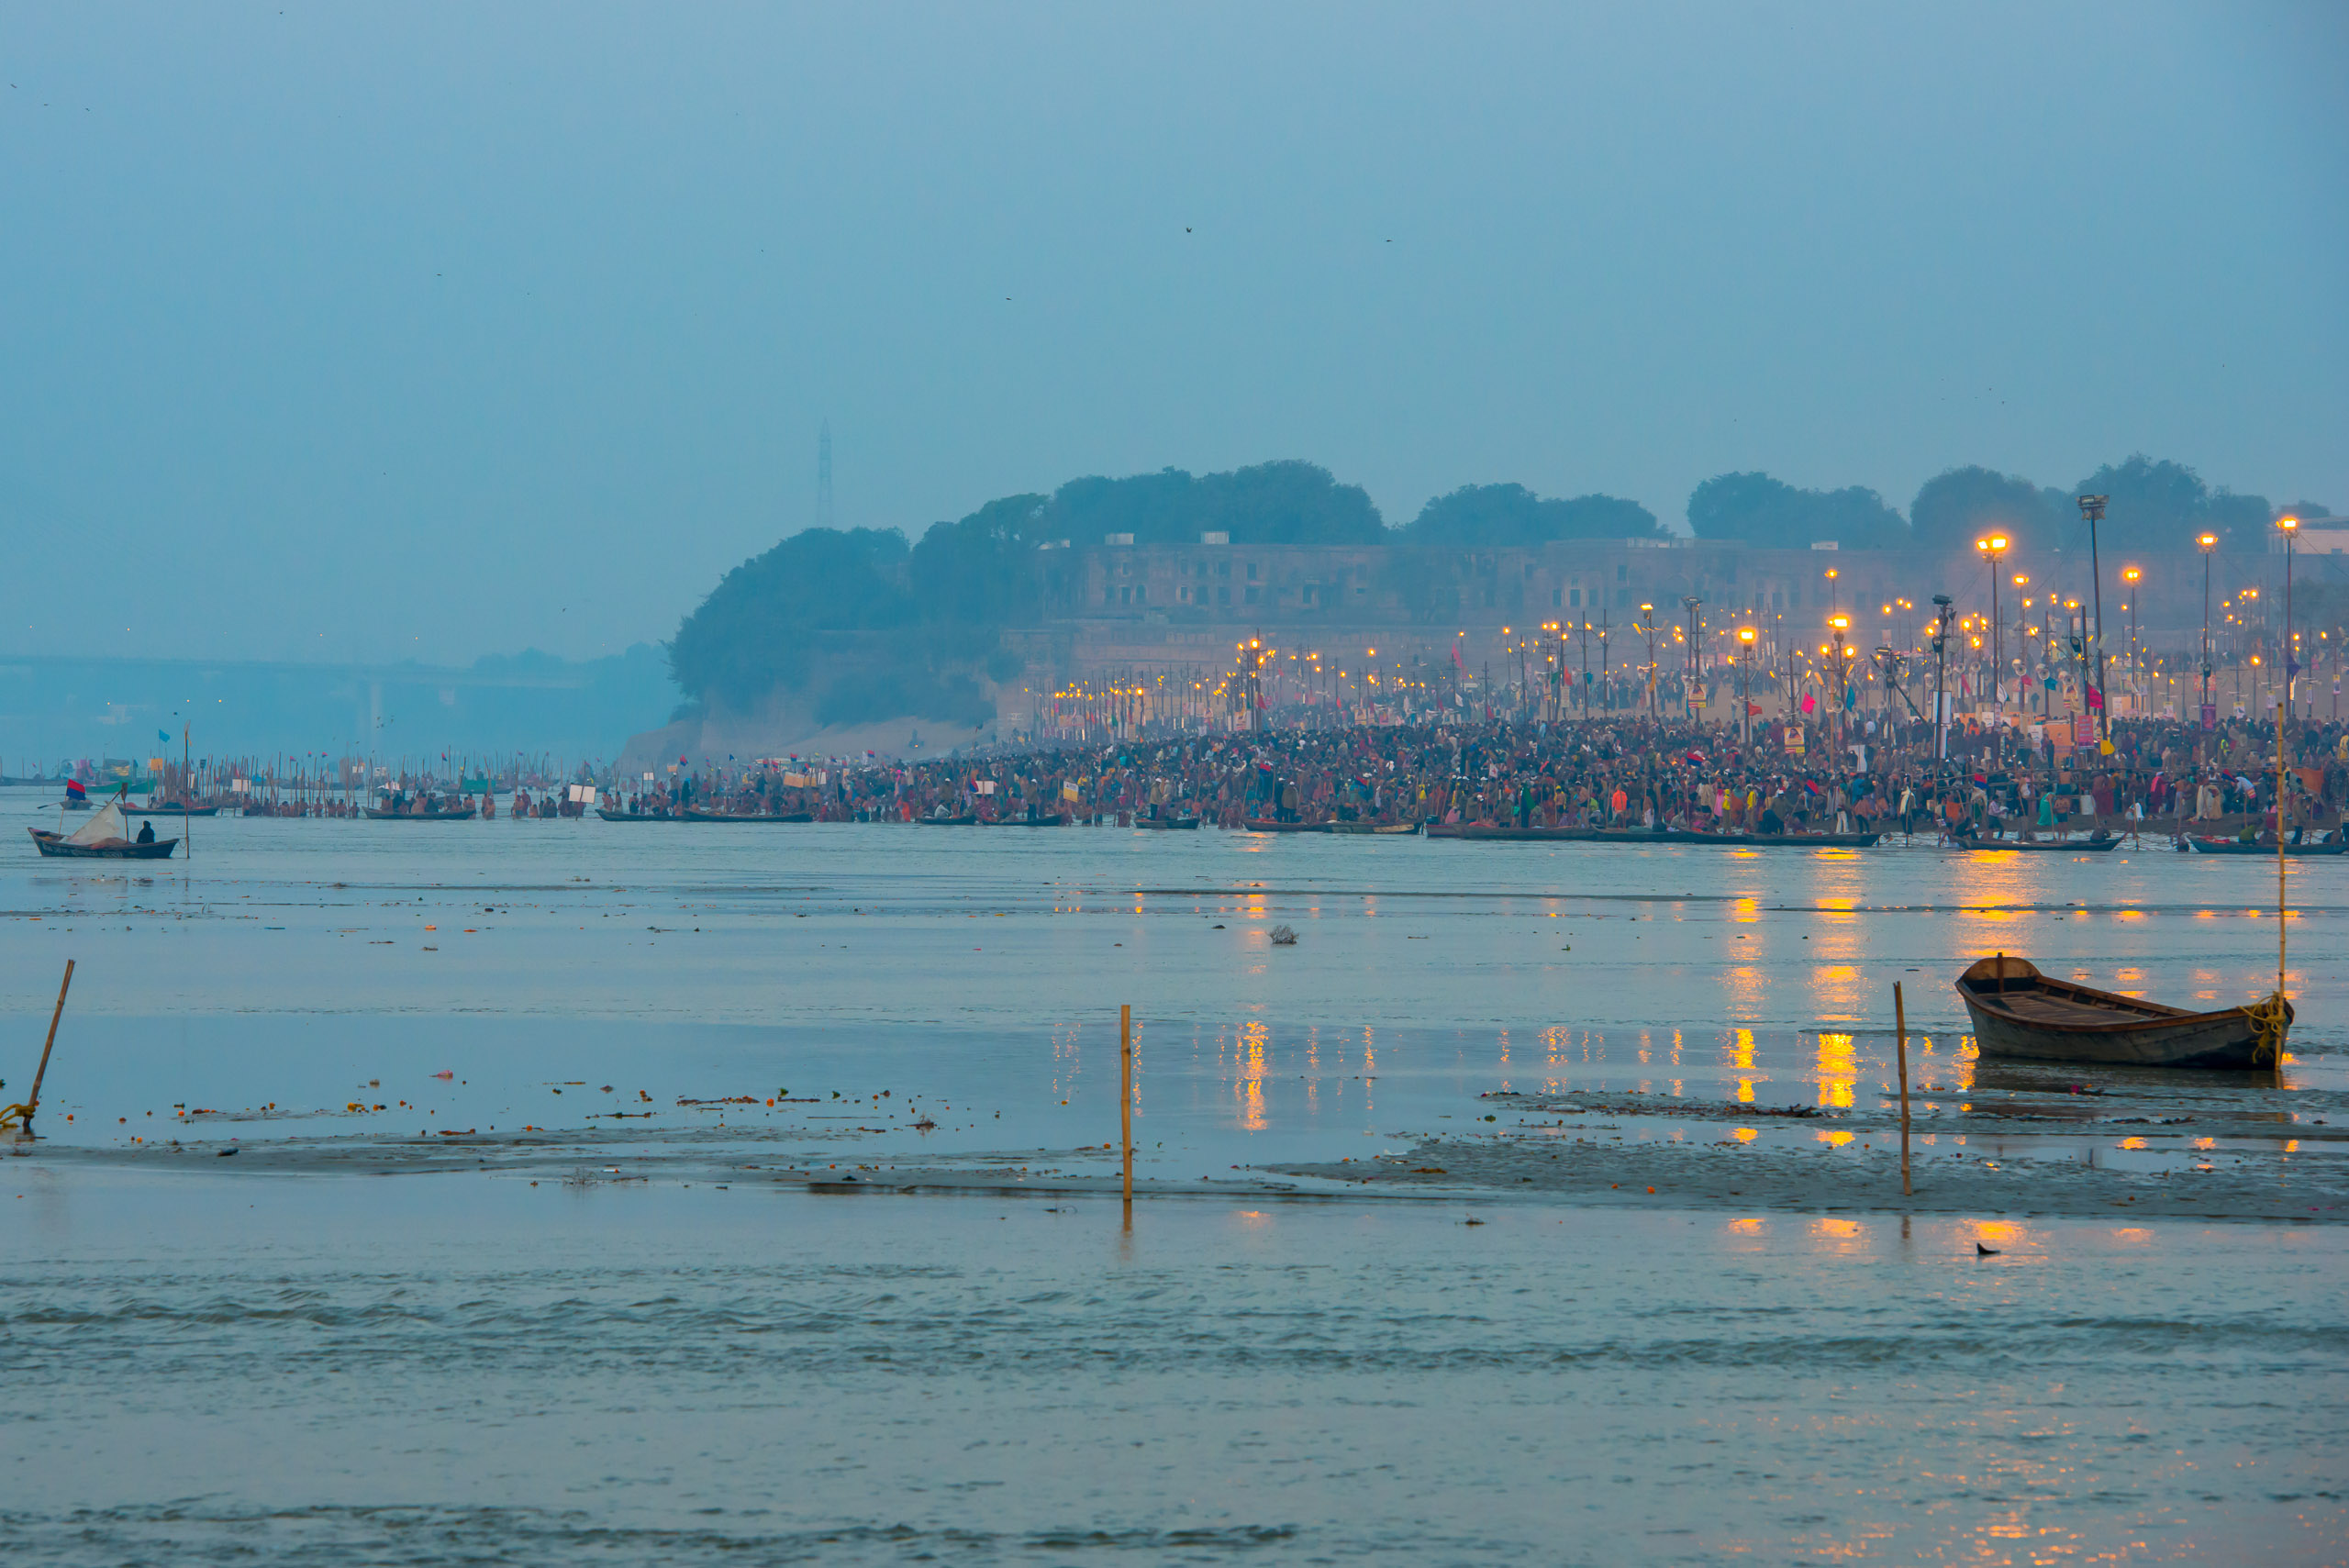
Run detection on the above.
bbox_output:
[4,791,2343,1562]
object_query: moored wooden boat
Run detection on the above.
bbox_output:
[362,806,477,820]
[30,827,180,859]
[984,812,1071,827]
[1961,832,2121,852]
[679,807,815,822]
[596,807,675,822]
[1243,818,1333,833]
[918,813,978,826]
[1135,813,1202,830]
[128,801,222,817]
[1956,954,2287,1069]
[2186,835,2347,857]
[29,798,179,858]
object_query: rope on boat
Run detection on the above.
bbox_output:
[2242,992,2291,1068]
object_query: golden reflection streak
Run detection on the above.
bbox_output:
[1814,1031,1856,1107]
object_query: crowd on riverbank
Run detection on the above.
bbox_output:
[626,711,2349,841]
[52,711,2349,843]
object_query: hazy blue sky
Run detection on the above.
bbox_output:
[4,2,2343,663]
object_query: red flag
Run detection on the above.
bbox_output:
[1746,702,1763,717]
[2085,685,2105,711]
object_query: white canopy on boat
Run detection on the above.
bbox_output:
[65,800,128,846]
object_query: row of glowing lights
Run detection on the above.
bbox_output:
[1063,510,2317,699]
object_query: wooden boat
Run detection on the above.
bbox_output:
[985,812,1070,827]
[918,813,978,826]
[1327,819,1419,835]
[1243,818,1333,833]
[1427,823,1602,840]
[1425,824,1877,846]
[1681,829,1880,848]
[679,807,815,822]
[1960,833,2121,853]
[596,807,675,822]
[1955,954,2288,1069]
[2186,835,2347,857]
[362,806,477,820]
[128,801,222,817]
[29,801,178,859]
[1135,813,1202,830]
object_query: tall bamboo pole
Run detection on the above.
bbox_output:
[1894,981,1911,1197]
[1119,1004,1134,1227]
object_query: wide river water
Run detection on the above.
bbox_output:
[3,787,2343,1563]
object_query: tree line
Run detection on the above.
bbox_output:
[666,454,2321,720]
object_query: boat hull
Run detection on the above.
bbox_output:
[1962,836,2121,852]
[1956,954,2284,1069]
[2187,837,2346,856]
[1426,824,1877,846]
[362,807,477,820]
[678,808,814,822]
[1135,816,1202,830]
[29,828,179,859]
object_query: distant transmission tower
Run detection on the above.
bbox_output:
[816,419,834,530]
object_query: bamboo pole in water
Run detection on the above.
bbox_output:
[21,960,76,1136]
[1120,1004,1134,1226]
[1894,981,1911,1197]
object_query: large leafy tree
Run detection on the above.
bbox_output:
[1687,473,1909,549]
[2071,455,2273,553]
[1400,484,1664,547]
[665,527,913,711]
[1039,460,1385,547]
[1909,466,2067,555]
[910,494,1049,626]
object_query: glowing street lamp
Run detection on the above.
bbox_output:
[1736,625,1757,741]
[1976,534,2010,710]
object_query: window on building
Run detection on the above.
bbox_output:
[1246,562,1258,581]
[1135,584,1145,604]
[1616,564,1629,584]
[1118,586,1130,605]
[1244,586,1260,605]
[1218,585,1231,606]
[1570,588,1582,608]
[1216,560,1230,577]
[1551,588,1562,607]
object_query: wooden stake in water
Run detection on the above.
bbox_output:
[1120,1004,1134,1224]
[1894,980,1911,1197]
[8,960,77,1138]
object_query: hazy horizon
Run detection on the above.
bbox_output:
[5,1,2343,666]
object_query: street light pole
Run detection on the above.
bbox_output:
[1737,626,1757,744]
[1930,595,1954,761]
[2282,515,2301,721]
[1682,595,1702,721]
[2122,566,2142,716]
[2077,495,2111,753]
[2199,532,2217,728]
[1976,534,2009,711]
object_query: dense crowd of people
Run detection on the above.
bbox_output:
[621,710,2349,844]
